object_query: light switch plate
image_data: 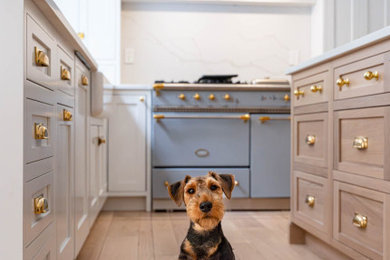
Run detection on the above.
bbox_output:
[125,48,135,64]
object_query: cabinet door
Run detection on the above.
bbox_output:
[74,63,90,256]
[55,105,74,260]
[250,114,290,198]
[98,125,107,198]
[105,94,146,192]
[89,125,100,227]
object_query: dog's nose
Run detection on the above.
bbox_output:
[199,201,212,213]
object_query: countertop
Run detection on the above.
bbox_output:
[286,26,390,75]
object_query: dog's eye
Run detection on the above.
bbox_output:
[187,188,195,194]
[210,185,218,191]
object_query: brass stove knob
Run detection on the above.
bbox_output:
[209,94,215,100]
[224,94,231,100]
[178,94,186,100]
[193,93,200,100]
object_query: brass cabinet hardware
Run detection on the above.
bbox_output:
[153,83,164,96]
[81,75,89,86]
[34,195,48,215]
[153,114,165,122]
[305,195,315,207]
[293,89,304,98]
[164,181,169,187]
[139,96,145,102]
[259,116,290,123]
[336,76,350,90]
[209,94,215,100]
[193,93,201,100]
[154,114,251,121]
[61,66,71,80]
[353,136,368,150]
[240,114,250,122]
[178,94,186,100]
[310,85,322,93]
[63,109,72,121]
[224,94,231,101]
[283,94,290,102]
[364,71,379,81]
[195,148,210,157]
[305,135,316,145]
[34,46,49,67]
[234,180,239,186]
[34,123,48,140]
[77,32,85,39]
[98,137,106,145]
[353,213,368,229]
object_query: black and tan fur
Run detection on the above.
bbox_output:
[168,172,235,260]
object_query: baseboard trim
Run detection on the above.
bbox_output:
[102,197,146,211]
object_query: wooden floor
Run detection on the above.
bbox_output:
[77,211,321,260]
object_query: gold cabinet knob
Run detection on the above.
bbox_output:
[293,89,304,98]
[305,135,316,145]
[353,213,367,229]
[178,94,186,100]
[77,32,85,39]
[164,181,169,187]
[336,76,350,90]
[305,195,315,207]
[34,46,50,67]
[284,94,290,102]
[234,180,239,186]
[353,136,368,150]
[34,123,48,140]
[224,94,231,101]
[81,75,89,86]
[63,109,72,121]
[193,93,200,100]
[98,137,106,145]
[61,66,71,80]
[209,94,215,100]
[310,85,322,93]
[364,71,379,81]
[34,195,49,215]
[240,114,250,122]
[139,96,145,102]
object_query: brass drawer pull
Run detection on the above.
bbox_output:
[61,66,71,80]
[81,75,89,86]
[305,195,315,207]
[305,135,316,145]
[259,116,290,123]
[164,181,169,187]
[336,76,350,91]
[34,195,48,215]
[98,137,106,145]
[310,85,322,93]
[195,148,210,158]
[353,213,367,229]
[353,136,368,150]
[34,47,50,67]
[293,89,304,98]
[34,123,48,140]
[234,180,239,186]
[364,71,379,81]
[139,96,145,102]
[63,109,72,121]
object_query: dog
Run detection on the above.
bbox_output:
[167,171,235,260]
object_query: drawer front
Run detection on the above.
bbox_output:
[26,14,57,89]
[153,113,250,167]
[25,98,55,163]
[334,181,385,259]
[153,168,249,199]
[57,45,75,96]
[293,171,328,234]
[24,171,54,246]
[293,71,329,107]
[294,113,328,168]
[334,107,389,180]
[24,223,56,260]
[334,52,389,100]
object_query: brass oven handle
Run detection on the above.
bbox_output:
[61,66,71,80]
[305,195,315,207]
[336,76,350,90]
[310,85,322,93]
[353,136,368,150]
[259,116,290,123]
[153,83,164,96]
[353,213,367,229]
[34,195,49,215]
[153,114,251,122]
[81,75,89,86]
[364,71,379,81]
[305,135,316,145]
[34,123,49,140]
[164,181,169,187]
[98,137,106,145]
[34,47,50,67]
[63,109,72,121]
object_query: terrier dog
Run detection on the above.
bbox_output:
[167,171,235,260]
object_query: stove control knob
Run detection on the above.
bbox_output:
[178,94,186,100]
[284,94,290,102]
[209,94,215,101]
[224,94,231,101]
[193,93,200,100]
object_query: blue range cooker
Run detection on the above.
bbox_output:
[152,76,291,210]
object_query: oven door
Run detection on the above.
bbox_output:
[153,112,250,167]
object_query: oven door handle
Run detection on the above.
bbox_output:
[258,116,290,123]
[153,114,250,122]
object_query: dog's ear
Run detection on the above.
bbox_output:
[167,175,191,206]
[208,172,235,199]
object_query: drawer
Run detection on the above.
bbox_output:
[56,45,75,96]
[24,223,56,260]
[334,52,390,100]
[293,171,329,234]
[24,171,54,246]
[334,181,386,259]
[293,71,329,107]
[26,14,57,90]
[334,107,390,180]
[25,98,55,163]
[153,168,249,199]
[293,113,328,168]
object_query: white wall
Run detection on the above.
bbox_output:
[0,0,24,259]
[121,3,311,83]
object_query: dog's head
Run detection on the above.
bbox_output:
[167,172,235,230]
